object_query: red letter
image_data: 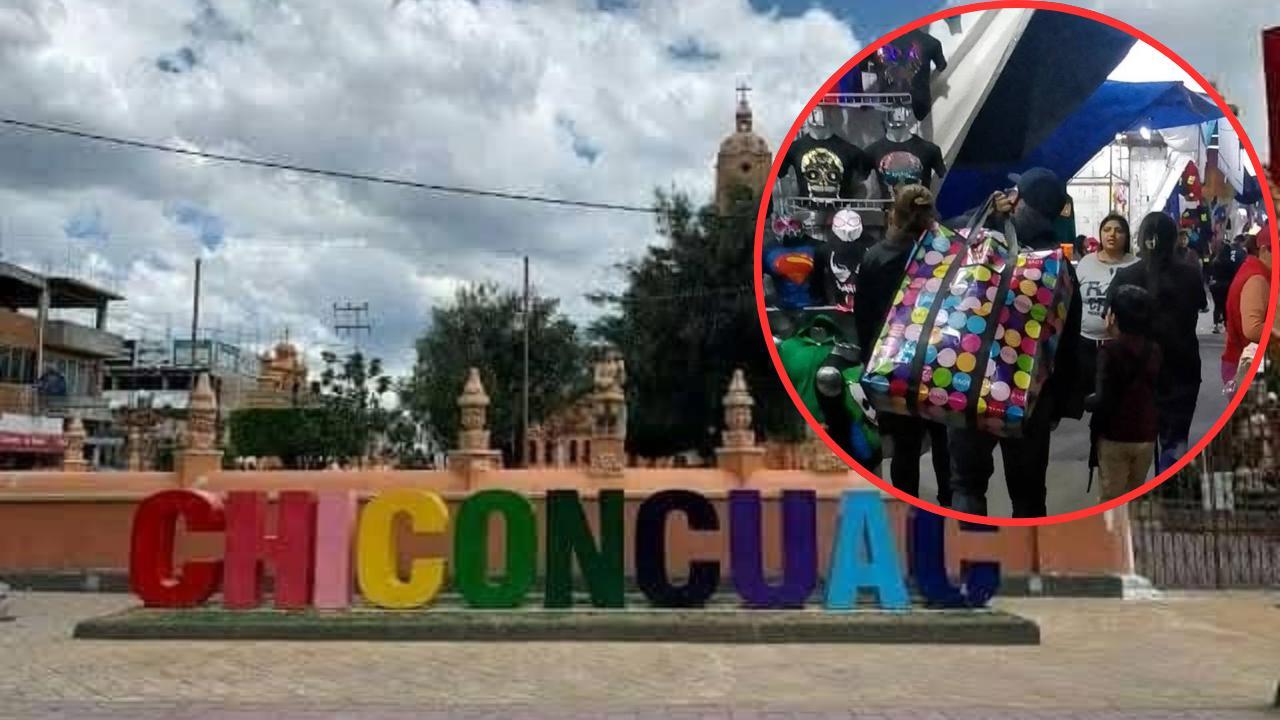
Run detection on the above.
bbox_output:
[223,491,317,610]
[129,490,225,608]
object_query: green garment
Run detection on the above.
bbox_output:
[777,315,839,423]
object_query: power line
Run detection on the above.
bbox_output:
[0,116,664,215]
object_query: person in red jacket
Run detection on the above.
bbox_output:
[1222,221,1273,385]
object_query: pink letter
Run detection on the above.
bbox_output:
[313,491,358,610]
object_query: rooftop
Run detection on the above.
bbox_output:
[0,261,124,310]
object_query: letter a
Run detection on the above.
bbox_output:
[824,491,909,611]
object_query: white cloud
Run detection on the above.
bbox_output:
[0,0,861,376]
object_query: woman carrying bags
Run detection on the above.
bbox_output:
[854,185,952,507]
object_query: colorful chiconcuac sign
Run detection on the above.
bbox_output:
[130,488,1000,611]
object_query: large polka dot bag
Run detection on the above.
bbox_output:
[860,211,1075,439]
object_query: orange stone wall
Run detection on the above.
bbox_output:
[0,468,1134,582]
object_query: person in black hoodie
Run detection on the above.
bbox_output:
[1107,212,1207,477]
[947,168,1084,518]
[855,185,952,507]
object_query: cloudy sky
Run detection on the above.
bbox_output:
[0,0,1275,378]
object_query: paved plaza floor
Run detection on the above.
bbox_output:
[1,591,1278,718]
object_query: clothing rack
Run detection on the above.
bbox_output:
[780,197,892,226]
[818,93,913,110]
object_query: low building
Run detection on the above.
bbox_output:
[0,261,124,468]
[103,339,315,470]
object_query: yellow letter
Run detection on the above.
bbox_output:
[357,490,448,609]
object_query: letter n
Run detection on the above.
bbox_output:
[545,489,624,608]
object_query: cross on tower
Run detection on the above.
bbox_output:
[736,81,752,105]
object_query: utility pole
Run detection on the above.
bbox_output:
[521,255,530,468]
[333,302,372,354]
[191,258,201,367]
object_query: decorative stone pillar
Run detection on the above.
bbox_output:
[176,373,223,487]
[61,414,89,472]
[448,368,502,484]
[587,354,626,479]
[714,369,765,482]
[126,421,144,472]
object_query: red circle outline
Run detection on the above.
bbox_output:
[752,0,1280,527]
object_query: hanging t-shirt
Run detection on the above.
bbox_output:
[1075,252,1139,340]
[867,29,947,121]
[763,241,819,310]
[814,238,872,309]
[865,135,946,197]
[782,135,873,199]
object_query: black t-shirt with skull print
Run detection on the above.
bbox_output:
[782,135,873,199]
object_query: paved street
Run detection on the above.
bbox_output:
[1,591,1278,718]
[912,314,1231,516]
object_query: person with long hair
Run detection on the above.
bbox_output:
[854,184,951,507]
[1108,212,1207,476]
[1075,213,1138,402]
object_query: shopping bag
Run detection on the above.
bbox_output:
[860,197,1076,438]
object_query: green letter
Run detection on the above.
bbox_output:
[545,489,625,608]
[454,490,537,608]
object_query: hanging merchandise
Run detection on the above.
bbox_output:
[781,134,874,199]
[831,208,865,242]
[862,28,948,121]
[778,315,842,421]
[762,217,820,311]
[778,315,882,466]
[867,108,946,198]
[815,235,867,311]
[860,199,1076,439]
[1179,160,1203,202]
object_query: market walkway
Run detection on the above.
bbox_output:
[1,591,1276,717]
[913,315,1231,516]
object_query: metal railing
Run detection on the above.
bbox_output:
[1130,363,1280,588]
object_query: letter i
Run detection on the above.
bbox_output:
[313,491,358,610]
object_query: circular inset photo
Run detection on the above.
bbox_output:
[754,2,1280,525]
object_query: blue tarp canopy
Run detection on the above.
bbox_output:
[939,80,1224,218]
[954,11,1136,166]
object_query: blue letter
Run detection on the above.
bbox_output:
[824,491,909,611]
[908,508,1000,608]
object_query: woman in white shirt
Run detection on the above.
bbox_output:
[1075,213,1140,397]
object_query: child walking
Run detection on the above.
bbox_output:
[1086,285,1163,502]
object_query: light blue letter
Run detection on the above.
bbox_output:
[824,491,910,611]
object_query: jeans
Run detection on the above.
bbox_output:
[879,414,952,507]
[948,395,1056,518]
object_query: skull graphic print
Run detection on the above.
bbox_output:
[801,148,845,197]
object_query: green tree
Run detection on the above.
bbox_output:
[590,187,805,459]
[403,283,588,465]
[227,351,394,469]
[315,350,393,463]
